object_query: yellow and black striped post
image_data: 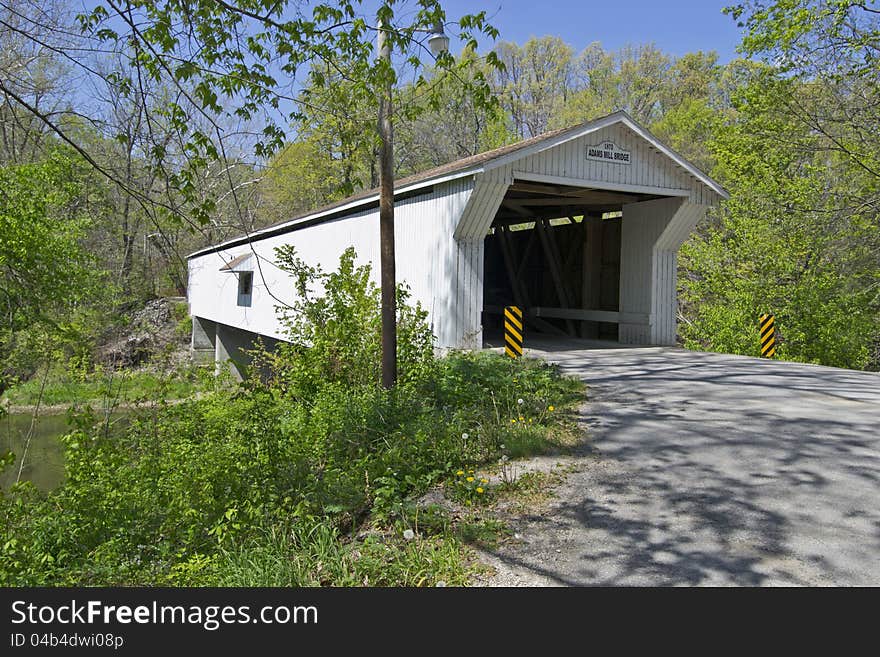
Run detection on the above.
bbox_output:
[504,306,523,358]
[759,313,776,358]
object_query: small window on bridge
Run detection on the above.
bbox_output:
[237,271,253,307]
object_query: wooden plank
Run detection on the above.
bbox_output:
[497,225,529,309]
[535,218,575,335]
[483,305,572,337]
[504,193,645,207]
[501,199,531,217]
[533,306,652,324]
[581,215,603,339]
[515,228,538,281]
[512,170,693,197]
[562,217,583,271]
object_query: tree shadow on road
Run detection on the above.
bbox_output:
[480,350,880,586]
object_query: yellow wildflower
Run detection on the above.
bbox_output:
[466,476,475,482]
[456,470,464,476]
[476,487,484,494]
[548,405,555,411]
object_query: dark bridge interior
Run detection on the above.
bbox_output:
[482,180,661,344]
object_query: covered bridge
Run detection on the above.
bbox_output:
[187,111,728,375]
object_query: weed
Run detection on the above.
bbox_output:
[0,249,585,586]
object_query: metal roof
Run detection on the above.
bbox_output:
[218,252,254,271]
[189,111,727,259]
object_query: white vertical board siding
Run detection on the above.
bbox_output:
[188,178,474,347]
[654,202,711,252]
[189,115,724,353]
[454,177,509,239]
[508,123,717,203]
[619,198,710,345]
[514,124,680,189]
[437,237,484,349]
[652,202,710,344]
[652,250,678,346]
[619,198,678,344]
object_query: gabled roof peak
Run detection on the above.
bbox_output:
[189,111,726,259]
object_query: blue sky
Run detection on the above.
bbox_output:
[437,0,745,61]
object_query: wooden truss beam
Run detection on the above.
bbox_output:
[535,218,575,335]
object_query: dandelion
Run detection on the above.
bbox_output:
[476,487,484,494]
[456,470,464,476]
[519,416,524,422]
[466,476,475,482]
[481,478,488,484]
[510,419,516,424]
[548,405,555,412]
[403,529,415,541]
[517,398,524,405]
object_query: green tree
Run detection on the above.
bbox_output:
[553,43,674,127]
[390,48,513,174]
[259,136,352,222]
[0,149,104,393]
[493,36,577,138]
[727,0,880,205]
[680,101,878,368]
[680,1,880,368]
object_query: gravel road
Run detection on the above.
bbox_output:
[478,342,880,586]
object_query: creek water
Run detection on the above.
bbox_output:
[1,410,127,491]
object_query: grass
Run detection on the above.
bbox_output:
[1,252,589,587]
[456,517,512,549]
[207,369,586,588]
[0,352,586,587]
[3,367,207,408]
[495,469,568,513]
[199,523,471,587]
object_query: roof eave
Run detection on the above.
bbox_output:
[617,114,730,200]
[186,164,485,259]
[188,112,730,260]
[482,110,730,200]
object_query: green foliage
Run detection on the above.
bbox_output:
[0,149,107,392]
[266,247,434,396]
[679,2,880,369]
[3,366,205,408]
[0,252,584,586]
[493,36,578,138]
[73,1,501,226]
[395,47,513,174]
[260,137,356,221]
[455,517,511,549]
[205,523,469,587]
[449,469,491,506]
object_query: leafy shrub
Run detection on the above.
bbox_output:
[264,246,434,397]
[0,249,584,586]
